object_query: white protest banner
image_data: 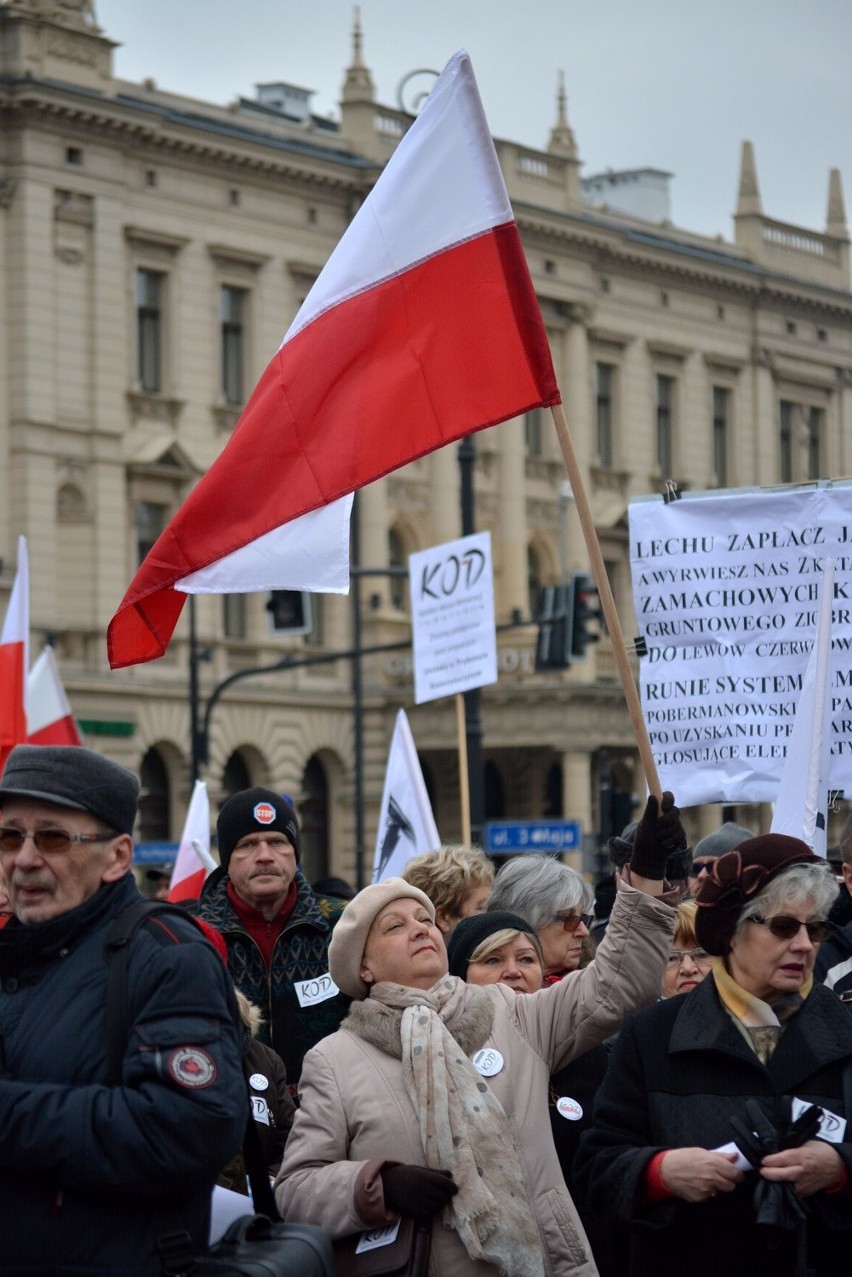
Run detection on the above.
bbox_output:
[629,482,852,805]
[411,531,497,705]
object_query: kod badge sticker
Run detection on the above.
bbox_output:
[556,1095,583,1121]
[473,1048,504,1077]
[249,1073,269,1091]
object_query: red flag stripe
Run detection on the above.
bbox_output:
[108,223,558,668]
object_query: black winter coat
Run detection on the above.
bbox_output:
[574,975,852,1276]
[0,874,246,1276]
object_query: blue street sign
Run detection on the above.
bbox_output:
[133,841,178,865]
[485,820,581,854]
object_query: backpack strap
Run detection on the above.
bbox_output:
[103,899,198,1086]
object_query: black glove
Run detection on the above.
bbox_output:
[380,1164,458,1220]
[629,792,686,881]
[729,1097,820,1233]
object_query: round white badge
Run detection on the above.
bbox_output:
[472,1048,504,1077]
[249,1073,269,1091]
[556,1095,584,1121]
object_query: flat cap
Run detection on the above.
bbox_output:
[0,745,139,836]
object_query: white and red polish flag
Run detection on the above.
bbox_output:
[0,537,29,770]
[168,778,216,903]
[107,50,559,669]
[26,645,82,747]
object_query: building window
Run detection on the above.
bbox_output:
[806,406,823,480]
[527,544,543,619]
[136,500,168,565]
[222,593,246,639]
[655,375,674,476]
[388,528,407,610]
[66,146,83,166]
[779,400,794,483]
[136,269,164,393]
[712,386,730,487]
[595,363,614,467]
[525,408,543,457]
[300,755,329,882]
[221,751,251,802]
[138,748,170,841]
[220,285,246,405]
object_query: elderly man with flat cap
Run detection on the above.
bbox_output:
[197,787,349,1090]
[0,744,245,1276]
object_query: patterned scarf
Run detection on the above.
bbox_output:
[713,958,809,1064]
[368,975,545,1277]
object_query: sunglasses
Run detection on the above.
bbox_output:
[667,947,712,967]
[554,911,594,933]
[691,860,716,874]
[0,827,117,856]
[750,914,832,943]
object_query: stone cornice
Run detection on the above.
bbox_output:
[516,206,852,319]
[0,80,375,195]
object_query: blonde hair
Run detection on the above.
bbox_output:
[674,900,699,950]
[402,844,494,920]
[469,927,544,967]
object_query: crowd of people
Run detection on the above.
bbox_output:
[1,743,852,1274]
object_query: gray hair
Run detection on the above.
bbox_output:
[487,854,593,935]
[733,861,839,943]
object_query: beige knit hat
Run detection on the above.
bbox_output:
[329,877,436,999]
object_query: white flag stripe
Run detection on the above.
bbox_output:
[175,494,353,595]
[372,709,440,883]
[1,536,28,654]
[284,51,511,347]
[770,558,834,856]
[26,646,73,734]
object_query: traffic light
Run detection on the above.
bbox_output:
[535,582,574,670]
[266,590,313,636]
[570,572,602,659]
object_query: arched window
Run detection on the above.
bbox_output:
[300,755,329,882]
[138,747,170,841]
[222,751,251,801]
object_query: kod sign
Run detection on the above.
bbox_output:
[485,820,581,854]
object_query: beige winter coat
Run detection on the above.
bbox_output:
[276,884,675,1277]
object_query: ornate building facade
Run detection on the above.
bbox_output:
[1,0,850,880]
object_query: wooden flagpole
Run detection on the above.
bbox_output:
[455,692,472,844]
[550,402,662,800]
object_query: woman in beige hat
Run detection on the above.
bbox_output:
[275,797,683,1276]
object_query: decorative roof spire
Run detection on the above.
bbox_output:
[342,6,375,104]
[548,71,577,158]
[826,168,848,239]
[736,140,762,216]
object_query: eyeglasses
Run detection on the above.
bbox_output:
[667,947,712,967]
[0,827,117,855]
[691,860,716,874]
[554,911,594,933]
[750,915,832,943]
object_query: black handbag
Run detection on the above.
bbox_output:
[332,1216,432,1277]
[192,1214,334,1275]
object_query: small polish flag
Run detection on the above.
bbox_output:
[0,537,29,771]
[27,646,82,747]
[168,779,216,903]
[108,50,559,669]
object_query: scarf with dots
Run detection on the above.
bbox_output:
[369,975,545,1277]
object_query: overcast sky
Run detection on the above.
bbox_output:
[95,0,852,241]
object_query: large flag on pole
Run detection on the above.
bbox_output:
[373,709,440,882]
[0,537,29,770]
[107,50,559,669]
[168,778,216,902]
[770,558,834,856]
[27,646,82,746]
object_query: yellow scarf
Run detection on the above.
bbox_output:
[712,959,811,1063]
